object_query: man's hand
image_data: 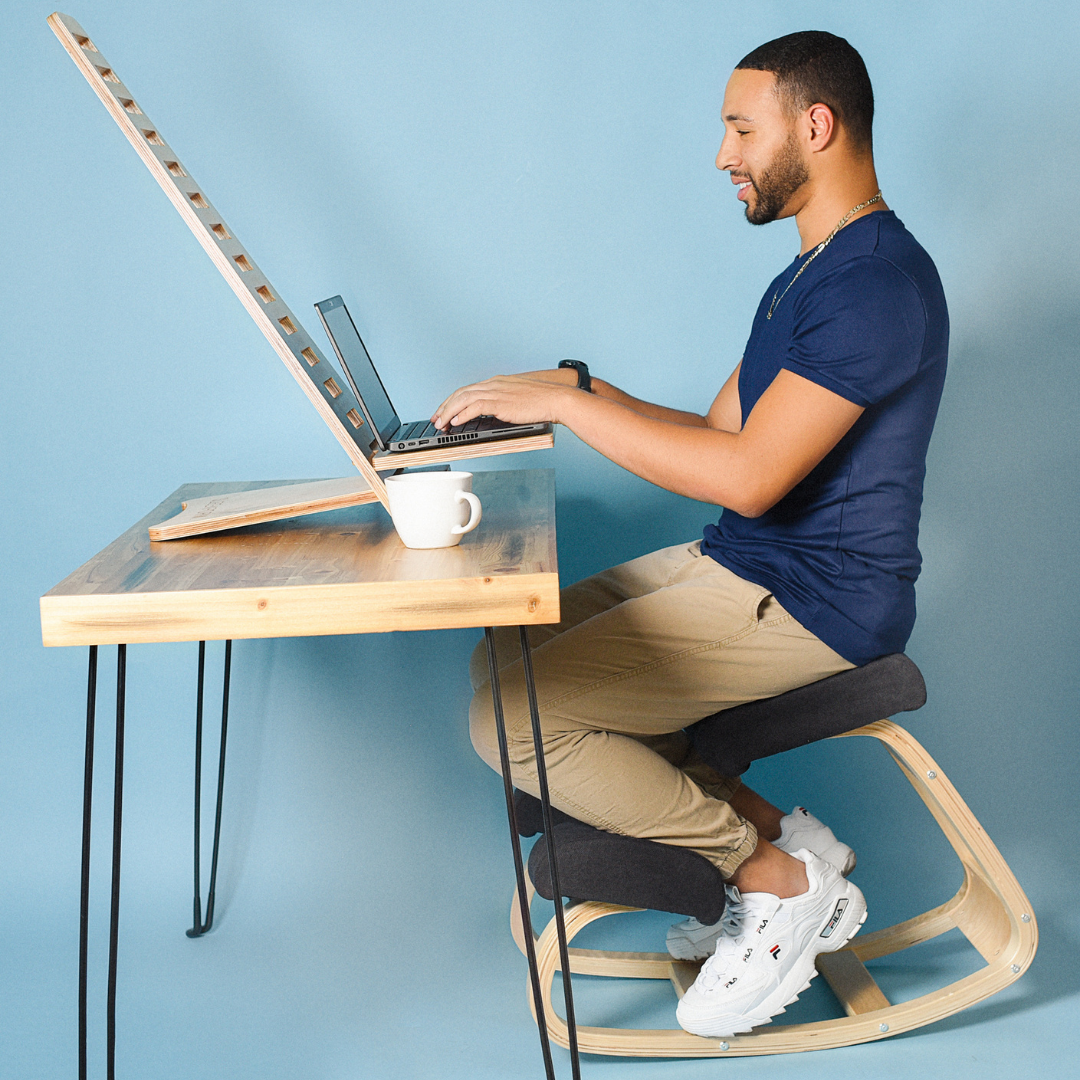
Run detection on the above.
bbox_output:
[432,370,578,429]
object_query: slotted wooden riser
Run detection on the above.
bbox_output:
[50,11,557,537]
[48,12,392,510]
[510,720,1038,1057]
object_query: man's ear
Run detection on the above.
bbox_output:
[805,103,838,152]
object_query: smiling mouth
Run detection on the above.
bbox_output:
[735,179,753,201]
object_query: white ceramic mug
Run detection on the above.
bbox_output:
[384,470,483,549]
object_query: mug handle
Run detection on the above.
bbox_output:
[451,490,482,535]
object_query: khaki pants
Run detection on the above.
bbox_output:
[469,541,853,877]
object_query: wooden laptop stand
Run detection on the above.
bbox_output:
[49,12,554,541]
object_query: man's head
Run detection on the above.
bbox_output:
[717,32,875,226]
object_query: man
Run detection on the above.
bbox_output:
[435,31,948,1036]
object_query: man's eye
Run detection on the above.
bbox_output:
[737,130,750,136]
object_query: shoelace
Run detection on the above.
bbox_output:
[696,893,761,989]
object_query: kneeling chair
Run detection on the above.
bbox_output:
[509,654,1038,1057]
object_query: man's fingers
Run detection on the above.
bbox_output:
[435,389,486,429]
[433,390,469,427]
[448,394,492,427]
[433,378,501,426]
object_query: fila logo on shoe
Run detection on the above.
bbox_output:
[820,897,849,938]
[769,944,782,960]
[756,919,769,934]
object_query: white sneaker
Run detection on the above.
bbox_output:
[675,851,867,1038]
[666,808,854,961]
[778,807,855,876]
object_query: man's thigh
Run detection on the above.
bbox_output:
[469,540,707,691]
[473,543,853,744]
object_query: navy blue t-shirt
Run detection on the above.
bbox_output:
[700,211,948,665]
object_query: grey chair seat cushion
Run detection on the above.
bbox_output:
[688,653,926,778]
[515,654,925,923]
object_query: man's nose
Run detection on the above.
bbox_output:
[715,132,738,172]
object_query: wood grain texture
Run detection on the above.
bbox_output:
[668,962,700,1000]
[148,478,378,540]
[510,878,672,979]
[371,431,554,471]
[815,950,891,1016]
[41,470,559,645]
[47,13,391,510]
[146,433,557,539]
[510,720,1038,1057]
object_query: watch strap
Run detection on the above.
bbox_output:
[558,358,592,393]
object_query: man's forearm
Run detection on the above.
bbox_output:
[504,367,709,426]
[591,378,709,428]
[555,368,864,517]
[557,391,750,508]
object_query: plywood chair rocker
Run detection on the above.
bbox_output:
[509,654,1038,1057]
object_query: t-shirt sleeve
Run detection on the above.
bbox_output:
[783,256,927,407]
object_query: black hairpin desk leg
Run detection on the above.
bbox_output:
[78,645,98,1080]
[106,644,127,1080]
[484,627,581,1080]
[484,628,557,1080]
[79,645,127,1080]
[518,627,580,1080]
[78,644,127,1080]
[187,640,232,938]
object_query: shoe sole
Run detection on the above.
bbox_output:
[677,889,868,1038]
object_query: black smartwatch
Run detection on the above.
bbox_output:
[559,358,593,393]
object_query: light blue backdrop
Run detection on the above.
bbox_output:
[3,1,1077,1077]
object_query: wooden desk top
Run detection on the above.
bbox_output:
[41,470,559,647]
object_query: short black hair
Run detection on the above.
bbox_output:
[737,31,874,151]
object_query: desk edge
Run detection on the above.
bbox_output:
[40,572,561,646]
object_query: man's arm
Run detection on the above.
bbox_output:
[433,363,861,517]
[597,361,745,431]
[433,366,711,428]
[706,362,743,433]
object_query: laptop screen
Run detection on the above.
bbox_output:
[315,296,399,447]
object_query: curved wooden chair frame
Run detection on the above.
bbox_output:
[510,720,1038,1057]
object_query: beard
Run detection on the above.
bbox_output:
[744,132,809,225]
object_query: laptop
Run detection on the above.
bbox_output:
[315,295,551,454]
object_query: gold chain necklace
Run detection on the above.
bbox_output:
[766,191,883,320]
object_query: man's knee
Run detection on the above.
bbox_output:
[468,630,530,692]
[469,680,540,775]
